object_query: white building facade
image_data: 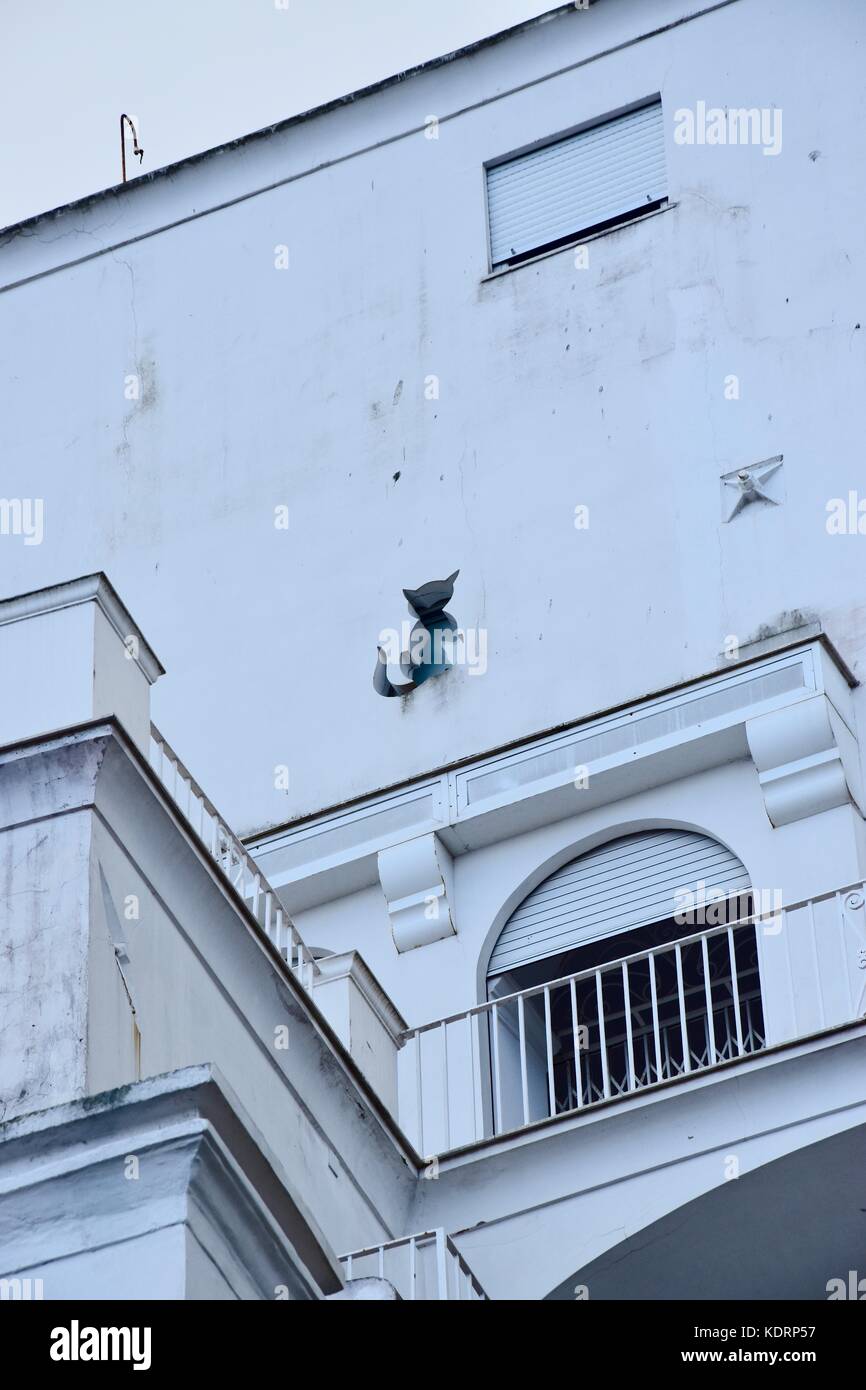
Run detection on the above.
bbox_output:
[2,0,866,1302]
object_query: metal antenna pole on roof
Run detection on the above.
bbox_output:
[120,114,144,183]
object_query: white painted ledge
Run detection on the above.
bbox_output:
[313,951,407,1111]
[250,637,861,916]
[0,1065,342,1300]
[0,572,163,683]
[314,951,407,1042]
[0,573,163,755]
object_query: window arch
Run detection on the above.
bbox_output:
[485,830,764,1122]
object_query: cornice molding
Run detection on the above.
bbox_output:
[0,1065,341,1299]
[251,639,861,914]
[0,572,164,684]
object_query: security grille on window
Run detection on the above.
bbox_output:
[486,831,764,1129]
[486,99,667,269]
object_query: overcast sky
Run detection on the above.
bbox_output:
[1,0,554,229]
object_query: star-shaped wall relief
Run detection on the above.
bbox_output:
[721,456,784,522]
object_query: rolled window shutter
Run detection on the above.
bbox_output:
[487,100,666,267]
[488,830,750,977]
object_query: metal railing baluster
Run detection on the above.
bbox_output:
[675,942,691,1074]
[648,952,663,1083]
[492,1003,503,1134]
[701,934,716,1065]
[441,1019,450,1152]
[727,926,744,1055]
[414,1030,425,1158]
[621,961,636,1092]
[517,994,530,1126]
[468,1010,482,1141]
[569,976,583,1108]
[595,970,611,1099]
[544,986,556,1117]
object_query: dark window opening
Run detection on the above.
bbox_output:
[488,896,765,1118]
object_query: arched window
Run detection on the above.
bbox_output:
[486,830,764,1124]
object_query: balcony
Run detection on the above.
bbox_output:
[5,574,866,1304]
[398,886,866,1158]
[339,1230,488,1301]
[130,693,866,1184]
[149,704,866,1166]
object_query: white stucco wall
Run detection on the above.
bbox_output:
[1,0,864,841]
[3,0,866,1299]
[0,725,417,1268]
[0,1067,347,1301]
[87,735,417,1259]
[0,811,92,1122]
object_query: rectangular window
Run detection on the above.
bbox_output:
[486,99,667,270]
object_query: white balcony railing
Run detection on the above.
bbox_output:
[398,885,866,1157]
[340,1230,487,1300]
[149,725,318,993]
[144,723,866,1162]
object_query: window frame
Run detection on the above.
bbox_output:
[483,94,668,274]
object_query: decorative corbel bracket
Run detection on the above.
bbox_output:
[746,695,863,828]
[378,833,456,952]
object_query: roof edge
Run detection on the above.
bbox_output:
[1,4,583,239]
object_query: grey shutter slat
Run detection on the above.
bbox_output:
[487,101,666,267]
[488,831,750,976]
